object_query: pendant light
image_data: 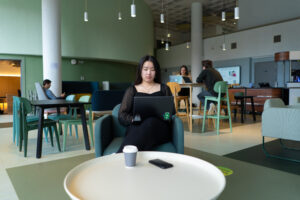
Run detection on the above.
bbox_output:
[221,11,226,21]
[165,2,169,51]
[165,42,169,51]
[84,0,88,22]
[161,39,165,44]
[221,0,225,21]
[234,0,239,19]
[131,0,136,18]
[186,42,190,49]
[118,12,122,20]
[222,34,226,51]
[160,0,164,23]
[117,0,122,20]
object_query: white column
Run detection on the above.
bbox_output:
[191,2,203,104]
[42,0,61,96]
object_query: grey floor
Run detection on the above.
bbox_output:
[0,113,299,200]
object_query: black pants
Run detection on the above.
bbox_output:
[117,117,171,153]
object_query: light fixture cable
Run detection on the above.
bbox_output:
[165,2,169,51]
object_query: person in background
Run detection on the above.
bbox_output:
[43,79,66,99]
[117,55,174,153]
[196,60,223,114]
[178,65,191,96]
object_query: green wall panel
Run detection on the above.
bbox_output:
[0,54,136,97]
[0,0,154,62]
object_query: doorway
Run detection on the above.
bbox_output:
[0,60,21,114]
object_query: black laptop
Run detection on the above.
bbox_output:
[182,76,192,83]
[133,96,174,121]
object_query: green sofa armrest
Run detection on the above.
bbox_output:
[172,115,184,154]
[95,114,114,157]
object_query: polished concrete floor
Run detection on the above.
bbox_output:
[0,113,291,200]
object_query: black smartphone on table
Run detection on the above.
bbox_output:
[149,159,173,169]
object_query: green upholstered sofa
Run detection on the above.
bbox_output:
[94,104,184,157]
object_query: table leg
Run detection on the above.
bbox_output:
[241,98,244,123]
[80,105,91,150]
[36,107,44,158]
[250,97,256,121]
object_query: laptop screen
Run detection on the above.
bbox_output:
[182,76,192,83]
[133,96,174,121]
[169,75,183,84]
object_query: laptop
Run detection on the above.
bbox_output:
[182,76,192,83]
[169,75,183,84]
[133,96,174,121]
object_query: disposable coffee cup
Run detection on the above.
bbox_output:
[123,145,138,167]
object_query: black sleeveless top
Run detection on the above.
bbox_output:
[118,84,173,126]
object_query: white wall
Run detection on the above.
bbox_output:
[239,0,300,30]
[0,0,154,63]
[157,18,300,68]
[205,18,300,61]
[156,43,191,68]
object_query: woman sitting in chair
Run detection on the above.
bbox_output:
[117,55,174,152]
[178,65,191,96]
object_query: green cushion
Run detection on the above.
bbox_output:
[103,137,123,155]
[153,142,176,153]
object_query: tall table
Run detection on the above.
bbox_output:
[31,100,91,158]
[180,83,204,132]
[64,152,226,200]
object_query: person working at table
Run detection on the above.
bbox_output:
[117,55,174,153]
[43,79,66,99]
[196,60,223,114]
[178,65,192,97]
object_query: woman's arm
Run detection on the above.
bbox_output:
[118,86,135,126]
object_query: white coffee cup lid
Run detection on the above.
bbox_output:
[123,145,138,153]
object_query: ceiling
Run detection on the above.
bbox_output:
[143,0,238,45]
[0,60,21,76]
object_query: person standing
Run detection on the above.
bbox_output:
[196,60,223,113]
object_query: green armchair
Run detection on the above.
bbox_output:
[95,104,184,157]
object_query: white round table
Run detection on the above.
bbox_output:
[64,152,226,200]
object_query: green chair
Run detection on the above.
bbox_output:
[58,95,94,151]
[46,95,76,138]
[202,81,232,135]
[13,96,49,145]
[94,104,184,157]
[18,97,61,157]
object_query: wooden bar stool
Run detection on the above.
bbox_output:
[167,82,189,123]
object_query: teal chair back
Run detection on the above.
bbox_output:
[13,96,21,144]
[20,97,33,116]
[213,81,228,94]
[66,95,76,101]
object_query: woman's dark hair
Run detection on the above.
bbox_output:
[179,65,189,76]
[202,60,213,69]
[134,55,161,85]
